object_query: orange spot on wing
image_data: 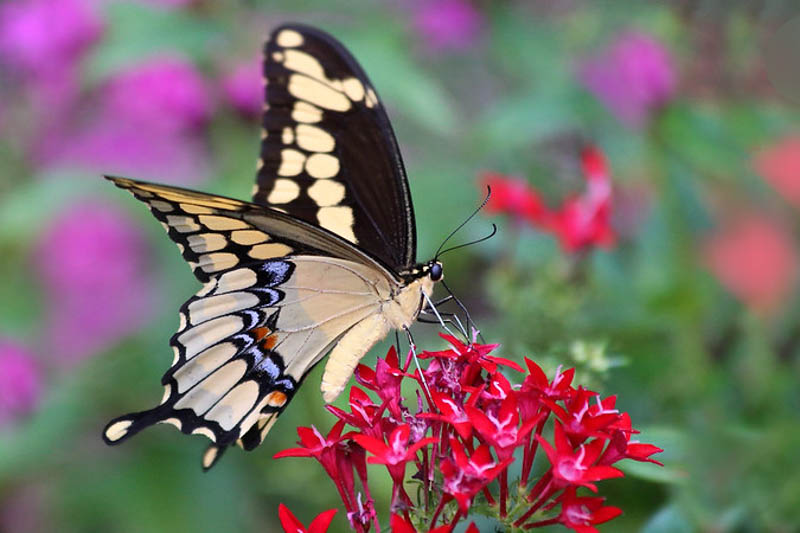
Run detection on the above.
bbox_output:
[251,327,271,341]
[265,391,287,407]
[262,334,278,350]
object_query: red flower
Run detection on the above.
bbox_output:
[466,394,539,459]
[599,413,664,466]
[550,146,615,252]
[278,504,337,533]
[441,437,511,511]
[537,423,624,492]
[418,390,474,440]
[548,388,620,445]
[421,333,521,375]
[479,144,616,253]
[524,487,622,532]
[389,514,453,533]
[480,171,548,225]
[275,341,661,532]
[703,212,798,312]
[753,135,800,209]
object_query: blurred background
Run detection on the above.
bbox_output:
[1,0,799,531]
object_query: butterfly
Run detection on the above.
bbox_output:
[102,24,446,469]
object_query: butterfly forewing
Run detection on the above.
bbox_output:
[103,177,395,468]
[255,24,416,272]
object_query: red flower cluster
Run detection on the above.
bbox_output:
[480,145,615,253]
[276,334,661,532]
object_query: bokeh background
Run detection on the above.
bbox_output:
[1,1,799,531]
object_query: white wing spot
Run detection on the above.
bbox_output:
[276,29,304,47]
[198,252,239,273]
[231,230,269,245]
[267,178,301,204]
[166,215,200,233]
[288,74,351,112]
[180,204,215,215]
[198,215,249,231]
[307,179,346,207]
[149,200,173,212]
[342,78,365,101]
[248,242,293,259]
[281,127,294,145]
[295,124,335,153]
[187,233,228,253]
[305,153,340,179]
[291,101,323,123]
[215,268,258,293]
[277,148,307,177]
[105,420,132,442]
[317,206,356,242]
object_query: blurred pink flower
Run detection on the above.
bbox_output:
[103,56,213,133]
[412,0,482,52]
[36,56,213,183]
[578,31,676,128]
[0,0,102,79]
[39,121,211,184]
[221,60,263,116]
[703,214,798,312]
[34,201,154,363]
[753,135,800,208]
[0,340,41,426]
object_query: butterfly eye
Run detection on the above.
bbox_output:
[429,262,443,281]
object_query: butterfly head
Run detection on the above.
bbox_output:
[400,260,443,284]
[429,260,443,282]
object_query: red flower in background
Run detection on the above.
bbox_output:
[753,135,800,209]
[481,172,549,225]
[480,144,615,253]
[703,213,798,312]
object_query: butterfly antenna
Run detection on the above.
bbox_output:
[435,223,497,259]
[434,186,492,261]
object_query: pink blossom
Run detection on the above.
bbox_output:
[0,340,41,426]
[103,56,213,133]
[703,213,798,312]
[34,56,213,182]
[0,0,102,79]
[411,0,482,52]
[37,120,211,184]
[578,31,676,127]
[34,201,154,363]
[753,135,800,209]
[221,60,263,116]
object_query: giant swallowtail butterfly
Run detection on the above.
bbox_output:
[103,24,445,469]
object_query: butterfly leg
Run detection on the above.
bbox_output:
[440,280,484,344]
[421,293,461,339]
[417,312,468,340]
[404,327,433,405]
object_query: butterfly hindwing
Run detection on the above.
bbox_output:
[254,24,416,272]
[103,176,396,467]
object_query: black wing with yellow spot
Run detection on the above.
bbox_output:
[253,24,416,273]
[102,177,392,469]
